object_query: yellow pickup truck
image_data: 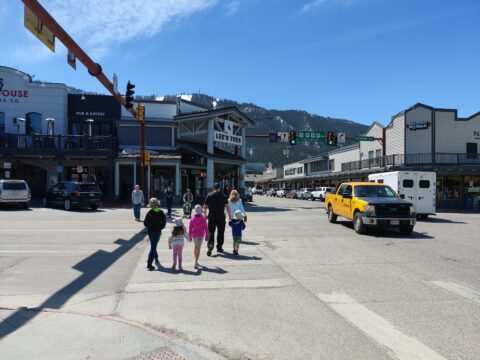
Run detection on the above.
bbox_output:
[325,182,416,235]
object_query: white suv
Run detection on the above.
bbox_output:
[0,180,31,209]
[311,187,334,201]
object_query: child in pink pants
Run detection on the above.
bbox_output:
[168,218,190,271]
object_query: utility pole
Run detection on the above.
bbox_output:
[136,104,146,192]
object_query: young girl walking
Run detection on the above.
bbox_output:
[168,218,190,271]
[188,205,209,269]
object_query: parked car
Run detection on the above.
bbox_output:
[297,188,314,200]
[276,188,290,198]
[0,179,31,209]
[43,181,102,211]
[252,187,263,195]
[266,188,278,197]
[244,188,253,202]
[286,189,298,199]
[311,187,334,201]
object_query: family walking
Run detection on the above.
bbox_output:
[141,182,247,271]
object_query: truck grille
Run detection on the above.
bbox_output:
[375,204,409,217]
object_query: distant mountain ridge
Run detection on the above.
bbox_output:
[169,94,369,167]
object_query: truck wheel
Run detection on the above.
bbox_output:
[399,226,414,235]
[327,206,337,223]
[353,212,367,234]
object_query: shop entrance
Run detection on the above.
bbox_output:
[182,168,207,198]
[215,163,240,196]
[14,163,47,198]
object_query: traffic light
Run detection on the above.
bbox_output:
[125,81,135,110]
[136,104,145,121]
[289,131,297,145]
[144,151,151,166]
[327,131,337,146]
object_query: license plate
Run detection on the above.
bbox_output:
[390,220,400,225]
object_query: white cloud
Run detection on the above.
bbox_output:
[225,0,240,16]
[299,0,354,14]
[41,0,218,58]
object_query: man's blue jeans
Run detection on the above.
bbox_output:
[133,203,142,219]
[147,231,161,265]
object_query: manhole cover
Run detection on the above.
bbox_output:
[128,347,186,360]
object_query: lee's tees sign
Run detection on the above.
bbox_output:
[213,131,243,146]
[0,78,29,103]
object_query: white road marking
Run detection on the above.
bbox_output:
[317,292,448,360]
[427,280,480,305]
[0,229,142,232]
[126,278,292,292]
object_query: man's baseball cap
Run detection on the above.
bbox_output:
[213,182,220,189]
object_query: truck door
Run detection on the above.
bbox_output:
[416,173,435,215]
[340,185,353,218]
[399,178,415,204]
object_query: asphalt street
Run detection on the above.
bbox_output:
[0,196,479,360]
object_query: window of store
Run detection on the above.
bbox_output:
[26,112,42,135]
[376,149,382,158]
[0,112,5,133]
[466,143,478,159]
[440,176,462,200]
[368,151,374,159]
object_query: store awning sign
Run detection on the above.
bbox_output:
[214,131,243,146]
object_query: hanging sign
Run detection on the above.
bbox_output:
[214,131,243,146]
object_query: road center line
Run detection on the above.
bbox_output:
[126,278,292,292]
[317,292,448,360]
[427,280,480,305]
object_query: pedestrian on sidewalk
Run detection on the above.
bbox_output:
[228,189,247,223]
[164,186,175,218]
[131,184,145,221]
[229,210,246,256]
[143,198,166,271]
[203,182,232,256]
[168,218,190,271]
[188,205,209,269]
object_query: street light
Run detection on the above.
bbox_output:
[46,118,55,135]
[85,119,94,136]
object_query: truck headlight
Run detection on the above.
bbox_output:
[409,205,415,215]
[364,205,375,215]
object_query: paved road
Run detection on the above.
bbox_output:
[0,197,479,359]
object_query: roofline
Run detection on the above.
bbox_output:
[327,143,360,155]
[174,106,255,127]
[402,103,480,122]
[134,98,209,110]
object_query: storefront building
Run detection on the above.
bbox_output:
[275,103,480,210]
[0,66,116,197]
[114,98,253,201]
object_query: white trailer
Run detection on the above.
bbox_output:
[368,171,436,219]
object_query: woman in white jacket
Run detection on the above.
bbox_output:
[228,190,247,222]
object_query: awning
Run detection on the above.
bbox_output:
[177,139,246,165]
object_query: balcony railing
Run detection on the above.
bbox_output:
[0,134,116,156]
[341,153,480,172]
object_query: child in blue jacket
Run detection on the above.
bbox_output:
[229,210,246,256]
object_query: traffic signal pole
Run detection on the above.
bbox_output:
[22,0,135,116]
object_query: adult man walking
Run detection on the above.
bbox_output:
[203,182,231,256]
[164,186,175,218]
[131,184,145,221]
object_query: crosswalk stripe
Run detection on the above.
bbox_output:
[126,278,292,292]
[317,292,448,360]
[427,280,480,305]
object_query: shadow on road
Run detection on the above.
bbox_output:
[241,241,260,246]
[337,221,435,239]
[421,217,466,224]
[245,203,293,213]
[213,252,262,261]
[0,230,146,340]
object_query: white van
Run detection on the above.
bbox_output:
[0,179,31,209]
[368,171,436,219]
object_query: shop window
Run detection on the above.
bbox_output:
[0,112,5,133]
[466,143,478,159]
[26,112,42,135]
[376,149,381,158]
[368,151,374,159]
[403,179,414,188]
[419,180,430,188]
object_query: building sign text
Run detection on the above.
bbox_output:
[214,131,243,146]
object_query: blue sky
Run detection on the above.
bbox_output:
[1,0,479,125]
